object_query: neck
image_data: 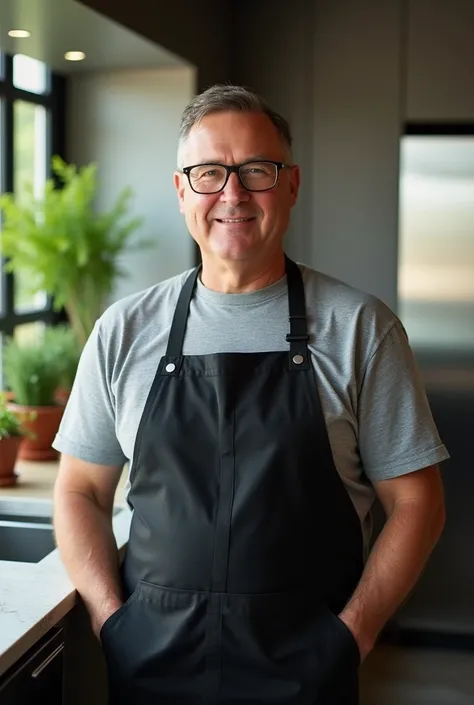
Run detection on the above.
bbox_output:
[200,252,286,293]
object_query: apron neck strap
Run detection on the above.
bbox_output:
[166,264,201,358]
[165,256,310,368]
[284,256,311,370]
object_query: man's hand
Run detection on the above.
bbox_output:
[338,609,375,663]
[90,597,124,640]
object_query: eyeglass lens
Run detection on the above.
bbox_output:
[189,162,278,193]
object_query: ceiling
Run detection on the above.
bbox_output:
[0,0,186,75]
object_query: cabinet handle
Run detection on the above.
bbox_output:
[31,644,64,679]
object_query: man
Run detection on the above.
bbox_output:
[53,84,448,705]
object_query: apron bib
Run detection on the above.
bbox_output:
[100,257,364,704]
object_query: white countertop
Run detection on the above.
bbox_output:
[0,502,132,678]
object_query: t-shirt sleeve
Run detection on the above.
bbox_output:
[52,321,128,467]
[358,319,450,482]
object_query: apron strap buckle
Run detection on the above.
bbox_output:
[286,333,310,343]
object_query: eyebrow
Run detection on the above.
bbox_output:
[193,155,275,165]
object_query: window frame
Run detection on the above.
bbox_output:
[0,52,67,339]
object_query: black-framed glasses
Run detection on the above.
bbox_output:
[181,160,291,194]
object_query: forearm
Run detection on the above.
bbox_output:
[341,498,445,654]
[54,490,123,633]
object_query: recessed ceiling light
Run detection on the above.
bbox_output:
[65,51,86,62]
[8,29,31,38]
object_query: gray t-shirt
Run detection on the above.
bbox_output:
[53,263,449,550]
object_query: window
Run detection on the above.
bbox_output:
[0,52,66,377]
[0,99,4,316]
[13,100,49,312]
[13,54,49,95]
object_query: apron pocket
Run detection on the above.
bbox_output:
[101,581,209,704]
[327,611,361,668]
[220,591,359,705]
[99,587,140,643]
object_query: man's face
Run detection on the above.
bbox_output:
[174,111,300,263]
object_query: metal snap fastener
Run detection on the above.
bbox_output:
[292,354,304,365]
[165,363,176,373]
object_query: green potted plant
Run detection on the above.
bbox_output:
[0,156,151,347]
[3,330,70,461]
[0,392,30,486]
[43,325,82,405]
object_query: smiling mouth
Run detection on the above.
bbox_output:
[216,217,255,223]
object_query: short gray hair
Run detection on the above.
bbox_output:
[178,84,292,164]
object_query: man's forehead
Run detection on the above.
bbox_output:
[181,112,285,163]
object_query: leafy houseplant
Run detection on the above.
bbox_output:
[0,393,30,486]
[2,329,77,461]
[43,325,82,404]
[0,156,150,347]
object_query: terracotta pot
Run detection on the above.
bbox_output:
[7,403,64,462]
[54,387,70,407]
[0,435,22,486]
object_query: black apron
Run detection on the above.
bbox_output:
[100,256,364,704]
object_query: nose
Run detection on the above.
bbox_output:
[219,172,250,206]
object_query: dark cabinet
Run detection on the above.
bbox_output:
[0,626,64,705]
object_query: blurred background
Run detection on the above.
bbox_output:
[0,1,473,703]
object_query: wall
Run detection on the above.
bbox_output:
[77,0,233,91]
[310,1,403,310]
[67,65,196,303]
[407,0,474,121]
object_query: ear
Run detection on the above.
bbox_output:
[174,171,186,214]
[289,165,301,207]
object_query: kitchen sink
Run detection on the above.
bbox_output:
[0,521,56,563]
[0,497,124,562]
[0,499,56,562]
[0,498,54,524]
[0,513,51,524]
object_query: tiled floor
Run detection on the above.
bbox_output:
[3,461,474,704]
